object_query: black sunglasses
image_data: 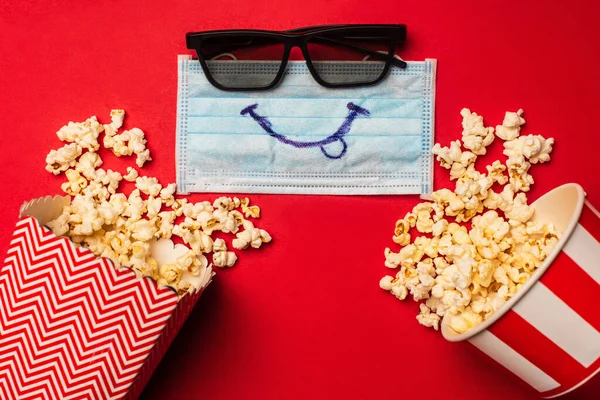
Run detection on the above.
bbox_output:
[186,24,407,91]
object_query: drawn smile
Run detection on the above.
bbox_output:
[240,102,370,159]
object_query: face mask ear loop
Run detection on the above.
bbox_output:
[211,53,238,60]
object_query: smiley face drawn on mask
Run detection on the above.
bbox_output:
[241,102,370,159]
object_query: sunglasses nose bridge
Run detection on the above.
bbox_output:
[284,37,310,61]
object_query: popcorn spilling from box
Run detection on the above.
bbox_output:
[44,110,272,296]
[0,110,274,399]
[380,108,558,334]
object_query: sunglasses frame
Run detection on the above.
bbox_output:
[186,24,407,91]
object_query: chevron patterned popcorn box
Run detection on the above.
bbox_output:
[442,184,600,398]
[0,196,211,399]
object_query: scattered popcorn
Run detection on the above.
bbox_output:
[232,220,272,250]
[75,151,103,180]
[56,116,104,151]
[123,167,139,182]
[213,238,227,252]
[103,109,125,135]
[97,169,122,195]
[432,140,477,180]
[135,176,162,196]
[213,251,238,268]
[159,183,177,206]
[240,197,261,218]
[125,128,147,154]
[136,149,152,168]
[416,304,441,330]
[460,108,495,155]
[379,275,394,291]
[495,109,525,141]
[61,169,88,195]
[45,143,83,175]
[380,108,559,335]
[146,196,162,218]
[504,134,555,164]
[44,110,272,297]
[486,160,508,185]
[393,219,411,246]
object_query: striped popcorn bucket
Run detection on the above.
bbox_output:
[442,183,600,398]
[0,196,210,399]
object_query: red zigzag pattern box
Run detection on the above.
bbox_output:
[0,197,207,399]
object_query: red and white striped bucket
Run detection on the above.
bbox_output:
[442,183,600,398]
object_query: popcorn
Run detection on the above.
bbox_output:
[123,167,139,182]
[189,230,214,255]
[46,212,70,236]
[213,196,240,211]
[505,193,534,225]
[97,169,123,195]
[156,211,176,239]
[232,220,272,250]
[431,219,448,237]
[68,194,104,236]
[240,197,261,218]
[146,196,162,218]
[415,210,434,233]
[159,183,177,206]
[390,284,407,300]
[45,110,272,297]
[158,263,182,287]
[136,149,152,168]
[460,108,495,155]
[101,110,153,167]
[61,169,88,195]
[104,128,133,157]
[213,209,241,234]
[125,128,147,154]
[75,152,103,180]
[432,140,477,180]
[213,251,238,268]
[103,109,125,135]
[381,108,559,334]
[445,308,483,334]
[416,304,441,330]
[393,219,411,246]
[495,109,525,141]
[213,238,227,252]
[379,275,394,291]
[486,160,508,185]
[183,201,213,218]
[504,135,554,164]
[98,194,127,225]
[135,176,162,196]
[172,198,188,217]
[56,116,104,151]
[45,143,83,175]
[432,140,461,169]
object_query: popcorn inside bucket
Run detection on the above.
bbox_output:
[441,182,587,340]
[379,108,561,334]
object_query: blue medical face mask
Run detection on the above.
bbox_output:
[176,55,436,195]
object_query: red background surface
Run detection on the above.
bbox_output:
[1,1,599,399]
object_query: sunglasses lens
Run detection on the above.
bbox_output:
[306,30,393,85]
[200,35,285,89]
